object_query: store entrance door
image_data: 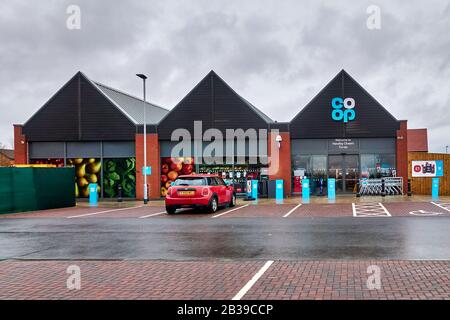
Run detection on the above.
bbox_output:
[328,155,359,193]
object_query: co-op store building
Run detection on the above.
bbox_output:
[14,69,418,199]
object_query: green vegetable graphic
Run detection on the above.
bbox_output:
[103,158,136,198]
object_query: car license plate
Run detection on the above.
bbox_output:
[178,191,195,196]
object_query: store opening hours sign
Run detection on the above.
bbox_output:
[412,160,444,177]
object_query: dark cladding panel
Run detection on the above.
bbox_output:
[29,142,65,159]
[290,73,344,139]
[359,138,396,154]
[158,71,271,140]
[290,70,400,139]
[103,141,136,158]
[23,74,80,141]
[158,74,213,140]
[160,139,266,160]
[291,139,328,155]
[66,142,101,158]
[23,73,137,142]
[343,76,399,137]
[269,122,290,132]
[79,76,136,141]
[213,75,268,132]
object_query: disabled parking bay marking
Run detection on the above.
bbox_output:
[431,202,450,213]
[409,210,445,216]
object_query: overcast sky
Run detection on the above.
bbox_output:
[0,0,449,152]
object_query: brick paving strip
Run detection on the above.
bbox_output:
[0,260,448,300]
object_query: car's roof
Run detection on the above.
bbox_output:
[177,174,220,178]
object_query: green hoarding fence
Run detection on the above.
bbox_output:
[0,167,75,214]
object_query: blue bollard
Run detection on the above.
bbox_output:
[432,178,439,200]
[276,179,284,204]
[328,178,336,201]
[89,183,98,207]
[302,178,310,203]
[251,180,258,203]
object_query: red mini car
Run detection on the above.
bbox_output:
[165,174,236,214]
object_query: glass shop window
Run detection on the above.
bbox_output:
[360,154,396,178]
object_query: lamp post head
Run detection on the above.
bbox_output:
[275,134,282,149]
[136,74,148,80]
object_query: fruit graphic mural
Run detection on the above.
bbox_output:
[67,158,101,198]
[160,157,194,196]
[103,158,136,198]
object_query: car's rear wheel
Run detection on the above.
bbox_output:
[166,206,176,215]
[208,196,218,213]
[229,193,236,207]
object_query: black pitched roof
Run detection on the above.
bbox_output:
[290,70,400,139]
[158,70,273,140]
[23,72,168,141]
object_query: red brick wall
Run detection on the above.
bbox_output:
[135,133,161,200]
[407,128,428,152]
[14,124,27,164]
[396,120,408,193]
[268,131,292,197]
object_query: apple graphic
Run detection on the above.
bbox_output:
[171,157,184,165]
[167,171,178,181]
[165,181,173,189]
[170,162,183,172]
[161,163,169,174]
[182,164,193,175]
[161,175,168,183]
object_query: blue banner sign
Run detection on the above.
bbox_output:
[142,166,152,176]
[436,160,444,177]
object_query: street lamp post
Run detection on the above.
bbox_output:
[137,74,148,204]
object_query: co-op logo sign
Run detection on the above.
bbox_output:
[331,97,356,123]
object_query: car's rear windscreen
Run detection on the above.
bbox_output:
[173,178,206,186]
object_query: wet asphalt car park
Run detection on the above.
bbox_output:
[1,198,450,299]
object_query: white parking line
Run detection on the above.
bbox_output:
[352,203,357,217]
[139,211,167,219]
[283,203,302,218]
[211,204,250,218]
[232,260,274,300]
[431,202,450,212]
[67,206,144,219]
[378,203,392,217]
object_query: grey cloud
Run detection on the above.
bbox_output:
[0,0,448,152]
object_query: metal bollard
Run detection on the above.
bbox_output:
[319,178,324,196]
[407,179,412,196]
[117,185,123,202]
[356,182,361,198]
[381,179,386,197]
